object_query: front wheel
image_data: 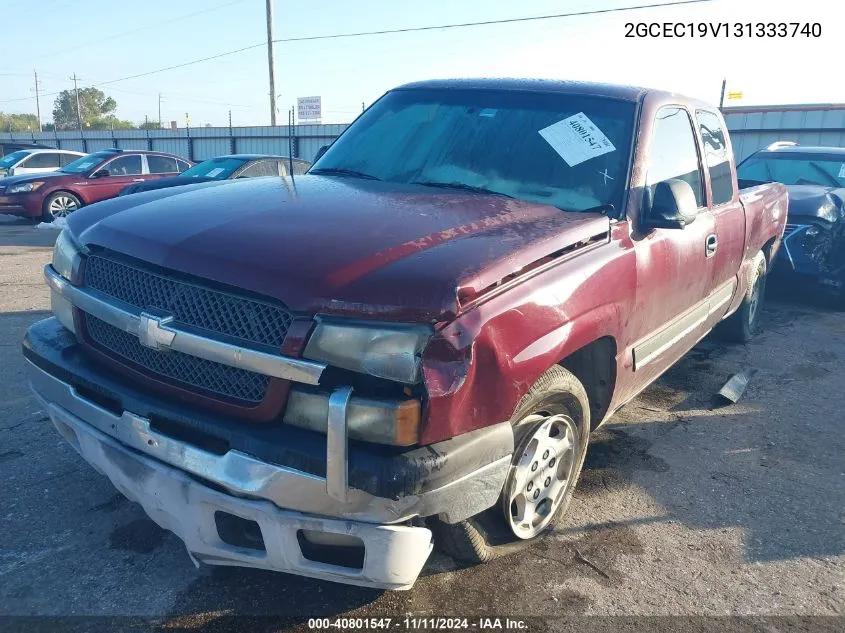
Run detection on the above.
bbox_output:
[719,252,767,343]
[42,191,82,222]
[432,366,590,563]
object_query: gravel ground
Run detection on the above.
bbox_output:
[0,216,842,632]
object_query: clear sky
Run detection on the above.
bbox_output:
[0,0,838,128]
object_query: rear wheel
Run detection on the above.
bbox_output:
[719,252,767,343]
[42,191,81,222]
[432,366,590,563]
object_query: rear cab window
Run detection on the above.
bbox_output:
[645,106,705,211]
[696,110,735,205]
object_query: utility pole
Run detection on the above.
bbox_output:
[266,0,277,126]
[158,93,163,128]
[70,73,83,135]
[719,78,726,111]
[33,70,42,132]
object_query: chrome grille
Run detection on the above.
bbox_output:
[81,252,295,405]
[85,314,270,403]
[84,253,293,347]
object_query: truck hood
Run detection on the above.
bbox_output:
[67,176,610,322]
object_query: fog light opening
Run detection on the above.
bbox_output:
[214,511,266,552]
[297,529,365,569]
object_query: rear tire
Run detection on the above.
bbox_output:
[432,365,591,564]
[719,252,767,343]
[42,191,82,222]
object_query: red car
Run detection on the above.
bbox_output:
[0,148,191,221]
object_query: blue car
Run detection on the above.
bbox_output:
[737,143,845,298]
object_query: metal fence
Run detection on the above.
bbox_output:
[0,123,349,163]
[6,104,845,166]
[724,104,845,162]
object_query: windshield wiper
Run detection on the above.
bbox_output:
[309,167,381,181]
[411,180,513,198]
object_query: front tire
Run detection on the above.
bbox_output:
[720,252,767,343]
[42,191,82,222]
[432,366,590,563]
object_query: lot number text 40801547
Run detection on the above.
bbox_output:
[625,22,821,38]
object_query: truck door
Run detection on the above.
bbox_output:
[628,106,717,386]
[695,109,745,324]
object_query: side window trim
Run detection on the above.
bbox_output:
[97,154,143,176]
[695,108,736,207]
[646,104,707,213]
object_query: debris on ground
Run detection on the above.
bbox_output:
[35,217,67,230]
[717,368,757,404]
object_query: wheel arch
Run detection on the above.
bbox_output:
[558,335,618,430]
[42,188,84,212]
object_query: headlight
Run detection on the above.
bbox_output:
[7,181,44,194]
[52,230,81,281]
[303,320,432,384]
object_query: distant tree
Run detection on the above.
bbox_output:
[52,87,133,130]
[137,119,161,130]
[0,111,41,132]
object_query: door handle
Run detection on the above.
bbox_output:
[132,178,145,182]
[705,234,718,257]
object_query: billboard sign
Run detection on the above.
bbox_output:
[297,96,322,122]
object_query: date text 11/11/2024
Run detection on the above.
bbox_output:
[625,22,822,38]
[307,617,529,630]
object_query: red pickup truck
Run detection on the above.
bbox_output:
[24,79,787,590]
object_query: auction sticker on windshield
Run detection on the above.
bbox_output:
[838,164,845,179]
[539,112,616,167]
[206,167,225,177]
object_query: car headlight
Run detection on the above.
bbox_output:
[303,320,432,384]
[7,181,44,194]
[50,230,82,334]
[52,230,81,281]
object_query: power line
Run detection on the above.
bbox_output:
[69,0,717,89]
[0,1,714,107]
[5,0,251,68]
[276,0,714,43]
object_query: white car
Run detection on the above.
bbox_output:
[0,149,86,178]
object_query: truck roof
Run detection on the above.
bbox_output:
[394,78,657,102]
[758,145,845,156]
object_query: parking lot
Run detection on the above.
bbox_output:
[0,215,842,631]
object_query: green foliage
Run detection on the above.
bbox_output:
[0,112,41,132]
[52,87,133,130]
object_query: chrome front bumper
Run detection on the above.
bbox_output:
[28,360,512,588]
[41,391,433,590]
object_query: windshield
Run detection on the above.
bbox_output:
[60,152,109,174]
[0,151,29,168]
[311,88,636,213]
[180,157,248,179]
[738,153,845,188]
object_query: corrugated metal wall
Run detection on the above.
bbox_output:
[725,106,845,162]
[0,123,349,163]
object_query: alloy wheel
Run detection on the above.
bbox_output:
[504,413,579,539]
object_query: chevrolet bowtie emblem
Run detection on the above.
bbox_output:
[138,313,176,350]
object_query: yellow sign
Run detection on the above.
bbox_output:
[727,91,744,100]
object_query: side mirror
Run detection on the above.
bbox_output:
[313,144,330,162]
[91,169,110,178]
[645,179,698,229]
